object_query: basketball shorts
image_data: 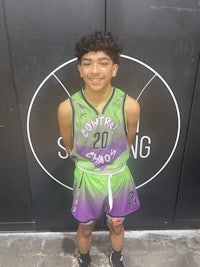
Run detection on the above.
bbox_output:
[71,165,140,223]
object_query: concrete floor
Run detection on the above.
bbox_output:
[0,230,200,267]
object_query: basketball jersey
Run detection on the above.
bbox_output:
[69,87,130,172]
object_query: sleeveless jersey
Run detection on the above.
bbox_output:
[70,87,130,172]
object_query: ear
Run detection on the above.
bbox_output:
[78,64,83,77]
[112,64,119,78]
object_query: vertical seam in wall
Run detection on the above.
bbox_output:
[173,52,200,222]
[105,0,107,33]
[2,0,35,222]
[2,1,17,100]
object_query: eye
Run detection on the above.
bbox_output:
[100,62,108,66]
[82,62,90,66]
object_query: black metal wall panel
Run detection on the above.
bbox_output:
[4,0,105,230]
[107,0,200,229]
[175,60,200,223]
[0,0,33,228]
[1,0,200,231]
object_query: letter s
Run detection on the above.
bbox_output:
[57,137,68,159]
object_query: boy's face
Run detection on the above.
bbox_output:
[78,51,118,92]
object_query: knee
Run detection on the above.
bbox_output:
[78,221,95,237]
[109,223,124,235]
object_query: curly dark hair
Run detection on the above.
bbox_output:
[74,31,122,64]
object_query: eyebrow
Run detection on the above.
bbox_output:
[81,57,110,62]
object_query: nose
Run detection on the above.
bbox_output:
[91,63,99,74]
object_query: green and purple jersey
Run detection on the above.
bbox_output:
[70,87,130,172]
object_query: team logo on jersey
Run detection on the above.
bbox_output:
[81,116,118,137]
[80,112,87,120]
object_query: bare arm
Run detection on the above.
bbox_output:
[125,96,140,149]
[57,99,73,157]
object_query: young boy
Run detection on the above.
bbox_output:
[58,31,140,267]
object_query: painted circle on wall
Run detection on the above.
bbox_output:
[27,55,180,191]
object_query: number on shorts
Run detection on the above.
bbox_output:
[128,191,135,204]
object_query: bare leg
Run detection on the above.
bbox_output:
[107,222,124,251]
[77,221,96,254]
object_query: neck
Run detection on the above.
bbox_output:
[83,86,113,108]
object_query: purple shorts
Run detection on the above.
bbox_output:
[71,166,140,223]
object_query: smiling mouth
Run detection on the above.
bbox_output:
[89,78,102,81]
[89,78,103,83]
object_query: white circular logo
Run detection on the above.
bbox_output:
[27,55,180,191]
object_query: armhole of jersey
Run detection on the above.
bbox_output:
[69,97,75,138]
[122,93,128,135]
